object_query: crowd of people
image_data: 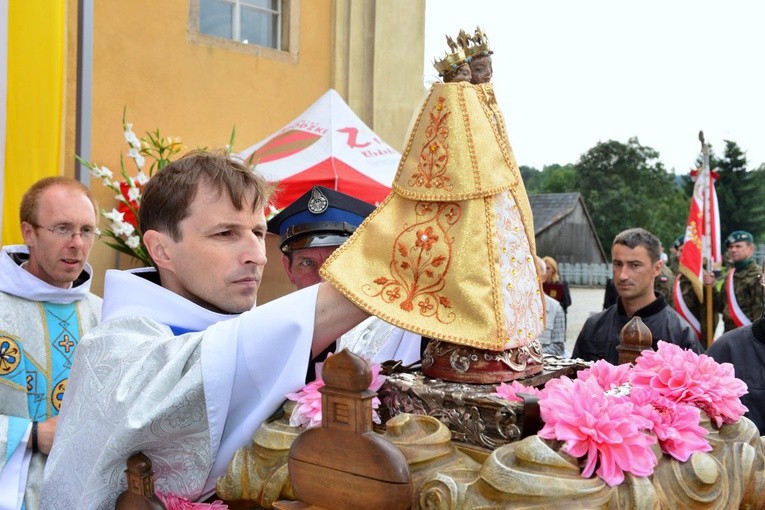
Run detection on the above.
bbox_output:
[4,158,761,510]
[1,26,762,510]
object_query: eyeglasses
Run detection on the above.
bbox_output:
[32,223,101,241]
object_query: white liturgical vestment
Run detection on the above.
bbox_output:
[0,245,101,510]
[41,268,318,509]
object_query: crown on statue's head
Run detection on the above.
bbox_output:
[432,34,470,77]
[464,26,493,59]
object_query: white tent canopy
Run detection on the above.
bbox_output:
[237,89,399,210]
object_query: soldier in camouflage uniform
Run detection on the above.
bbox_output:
[704,230,763,332]
[654,261,674,302]
[669,234,684,274]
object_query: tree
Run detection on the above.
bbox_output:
[713,140,764,238]
[752,164,765,241]
[539,164,577,193]
[520,165,543,193]
[575,137,689,251]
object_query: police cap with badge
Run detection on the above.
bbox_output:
[267,186,376,253]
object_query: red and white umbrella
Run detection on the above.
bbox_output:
[237,89,399,210]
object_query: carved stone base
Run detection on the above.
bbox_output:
[421,339,545,384]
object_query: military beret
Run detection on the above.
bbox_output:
[725,230,754,248]
[267,186,376,253]
[673,235,685,250]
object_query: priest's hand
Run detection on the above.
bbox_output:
[28,416,59,455]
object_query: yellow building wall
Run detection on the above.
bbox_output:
[56,0,425,298]
[62,0,335,295]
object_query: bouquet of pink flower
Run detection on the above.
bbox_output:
[494,342,748,487]
[286,354,386,429]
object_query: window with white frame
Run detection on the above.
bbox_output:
[199,0,283,50]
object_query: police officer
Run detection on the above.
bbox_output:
[268,186,375,289]
[704,230,763,332]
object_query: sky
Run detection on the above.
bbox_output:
[423,1,765,174]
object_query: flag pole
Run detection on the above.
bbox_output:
[700,131,714,348]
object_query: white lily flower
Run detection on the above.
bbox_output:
[102,208,125,222]
[127,148,145,169]
[111,220,135,237]
[134,171,150,185]
[127,186,141,202]
[98,165,113,180]
[124,125,141,147]
[125,235,141,249]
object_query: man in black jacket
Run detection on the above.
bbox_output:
[573,228,704,364]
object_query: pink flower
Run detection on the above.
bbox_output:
[157,493,228,509]
[286,355,387,428]
[630,341,748,428]
[538,376,657,486]
[629,386,711,462]
[286,378,326,428]
[576,359,631,391]
[493,380,543,402]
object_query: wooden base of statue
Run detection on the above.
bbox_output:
[287,350,412,510]
[421,339,544,384]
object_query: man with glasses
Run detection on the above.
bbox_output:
[706,264,765,435]
[0,176,102,510]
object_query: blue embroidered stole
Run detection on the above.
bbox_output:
[0,302,82,420]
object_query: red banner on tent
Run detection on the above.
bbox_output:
[237,89,399,210]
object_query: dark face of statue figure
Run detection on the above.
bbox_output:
[470,55,493,84]
[444,63,472,83]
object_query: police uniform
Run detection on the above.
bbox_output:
[713,231,763,332]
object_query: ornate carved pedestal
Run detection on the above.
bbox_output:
[217,355,765,509]
[379,357,587,451]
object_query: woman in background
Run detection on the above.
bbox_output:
[542,256,572,324]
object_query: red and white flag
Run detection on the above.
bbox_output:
[678,137,722,301]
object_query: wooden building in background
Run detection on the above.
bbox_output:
[530,192,607,264]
